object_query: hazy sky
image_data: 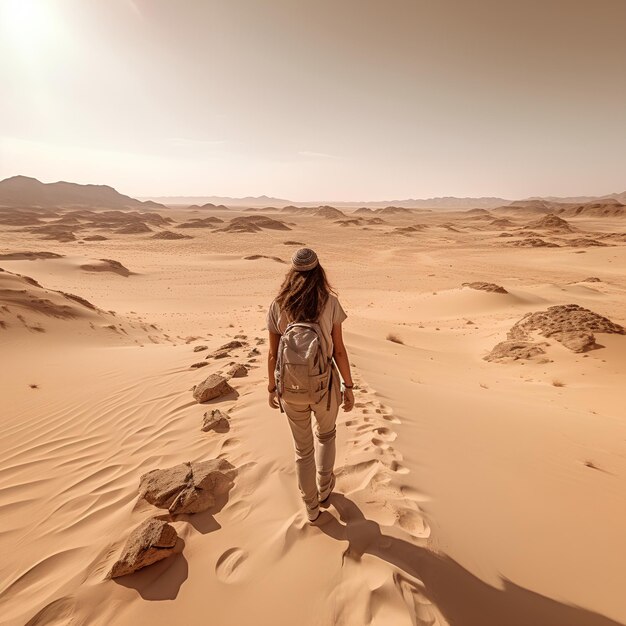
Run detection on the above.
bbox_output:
[1,0,625,201]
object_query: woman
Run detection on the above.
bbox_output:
[267,248,355,522]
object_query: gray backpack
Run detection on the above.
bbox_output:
[275,321,333,410]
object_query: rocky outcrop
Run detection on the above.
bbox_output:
[79,258,133,276]
[561,237,609,248]
[192,374,234,403]
[506,238,560,248]
[139,459,237,515]
[109,518,178,578]
[484,341,547,363]
[508,304,624,352]
[486,304,625,361]
[462,282,508,294]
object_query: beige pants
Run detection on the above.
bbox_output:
[282,367,342,513]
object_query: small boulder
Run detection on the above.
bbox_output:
[190,361,208,369]
[109,518,178,578]
[211,348,231,359]
[193,345,208,352]
[219,340,244,351]
[202,409,230,432]
[192,374,234,403]
[227,363,248,378]
[139,459,237,515]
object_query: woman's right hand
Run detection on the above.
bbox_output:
[268,390,279,409]
[342,388,354,412]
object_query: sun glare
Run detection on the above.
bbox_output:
[1,0,61,60]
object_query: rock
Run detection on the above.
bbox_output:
[558,331,596,353]
[486,304,625,361]
[484,341,547,363]
[109,518,178,578]
[562,237,609,248]
[462,282,508,294]
[210,348,231,359]
[244,254,285,263]
[227,363,248,378]
[193,345,208,352]
[202,409,230,432]
[192,374,234,403]
[190,361,208,369]
[506,238,560,248]
[219,340,244,351]
[248,348,261,357]
[139,459,236,515]
[580,277,601,283]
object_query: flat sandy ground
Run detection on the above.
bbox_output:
[1,206,625,626]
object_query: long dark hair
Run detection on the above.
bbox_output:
[275,264,335,322]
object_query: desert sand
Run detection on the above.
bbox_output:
[1,193,626,626]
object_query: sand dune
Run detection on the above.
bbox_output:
[150,230,192,240]
[177,217,224,228]
[0,251,64,261]
[1,202,625,626]
[218,216,291,233]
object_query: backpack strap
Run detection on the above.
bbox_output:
[326,358,333,410]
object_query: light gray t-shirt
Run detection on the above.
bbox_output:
[266,294,347,358]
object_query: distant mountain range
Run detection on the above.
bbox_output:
[0,175,165,209]
[144,195,293,208]
[144,193,626,210]
[1,175,623,211]
[143,194,511,209]
[523,191,626,205]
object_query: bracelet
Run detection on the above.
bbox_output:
[344,383,354,389]
[268,385,277,393]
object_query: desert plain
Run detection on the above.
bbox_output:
[1,180,625,626]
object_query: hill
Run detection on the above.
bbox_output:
[0,176,165,210]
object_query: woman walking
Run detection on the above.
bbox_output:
[267,248,355,522]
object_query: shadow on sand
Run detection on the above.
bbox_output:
[319,494,624,626]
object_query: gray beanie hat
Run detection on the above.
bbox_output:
[291,247,319,271]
